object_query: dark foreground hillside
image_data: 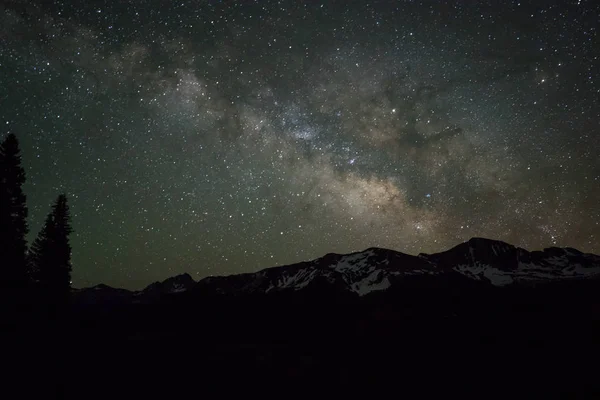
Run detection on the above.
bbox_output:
[5,275,600,399]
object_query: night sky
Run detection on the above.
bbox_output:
[1,0,598,289]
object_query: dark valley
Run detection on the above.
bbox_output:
[7,238,600,399]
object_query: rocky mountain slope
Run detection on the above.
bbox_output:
[72,273,196,306]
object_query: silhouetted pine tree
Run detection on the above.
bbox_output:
[0,133,29,292]
[30,194,73,307]
[28,213,54,286]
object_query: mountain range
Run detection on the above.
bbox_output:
[73,237,600,305]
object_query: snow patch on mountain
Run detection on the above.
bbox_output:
[453,263,514,286]
[454,261,600,285]
[262,249,427,296]
[334,250,375,273]
[351,270,391,296]
[267,268,320,292]
[566,263,600,277]
[170,283,188,293]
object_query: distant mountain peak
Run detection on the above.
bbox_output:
[162,272,194,285]
[467,236,509,244]
[453,237,516,254]
[144,273,196,295]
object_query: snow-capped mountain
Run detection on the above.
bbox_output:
[72,283,135,306]
[73,273,196,306]
[195,237,600,297]
[73,238,600,305]
[140,273,196,295]
[422,237,600,286]
[195,247,438,297]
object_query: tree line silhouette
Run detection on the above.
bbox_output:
[0,133,73,312]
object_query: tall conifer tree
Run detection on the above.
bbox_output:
[30,194,73,305]
[0,133,29,291]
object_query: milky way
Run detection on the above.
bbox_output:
[1,0,598,289]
